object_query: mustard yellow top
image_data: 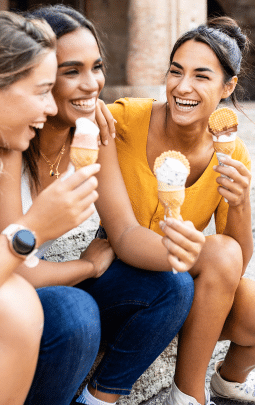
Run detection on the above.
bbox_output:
[108,98,251,237]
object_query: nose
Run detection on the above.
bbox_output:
[45,92,58,116]
[79,72,99,93]
[177,75,193,94]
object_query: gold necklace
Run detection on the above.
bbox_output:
[40,142,66,178]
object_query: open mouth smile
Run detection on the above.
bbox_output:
[71,97,96,112]
[174,97,200,111]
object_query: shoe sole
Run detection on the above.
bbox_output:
[211,386,255,403]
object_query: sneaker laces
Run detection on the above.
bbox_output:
[237,373,255,397]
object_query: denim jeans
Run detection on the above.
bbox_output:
[24,286,101,405]
[75,259,194,396]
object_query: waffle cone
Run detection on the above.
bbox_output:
[70,147,98,170]
[153,150,190,175]
[158,187,185,219]
[213,140,235,156]
[209,107,238,134]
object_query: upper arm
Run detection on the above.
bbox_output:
[96,136,140,249]
[0,150,23,231]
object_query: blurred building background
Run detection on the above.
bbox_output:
[1,0,255,102]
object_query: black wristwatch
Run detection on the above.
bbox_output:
[2,224,39,268]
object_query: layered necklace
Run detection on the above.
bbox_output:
[40,142,66,178]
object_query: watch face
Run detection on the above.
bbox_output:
[13,230,36,255]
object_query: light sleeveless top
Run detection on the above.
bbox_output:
[107,98,251,236]
[21,163,75,258]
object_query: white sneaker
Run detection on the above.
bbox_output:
[210,360,255,402]
[163,381,216,405]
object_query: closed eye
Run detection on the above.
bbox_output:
[196,74,209,80]
[169,69,182,76]
[93,63,104,72]
[63,69,79,76]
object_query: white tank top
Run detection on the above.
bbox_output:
[21,163,75,258]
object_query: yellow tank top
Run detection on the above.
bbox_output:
[108,98,251,236]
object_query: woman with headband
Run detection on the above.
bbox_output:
[97,16,254,405]
[0,11,111,405]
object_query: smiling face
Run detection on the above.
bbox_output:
[0,50,57,151]
[49,27,105,128]
[166,40,237,128]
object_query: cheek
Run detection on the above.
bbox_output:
[53,78,73,100]
[98,73,105,92]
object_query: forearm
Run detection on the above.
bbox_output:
[223,202,253,272]
[14,258,95,289]
[111,225,172,272]
[0,235,23,286]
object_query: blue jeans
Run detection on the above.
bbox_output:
[24,286,101,405]
[75,259,194,395]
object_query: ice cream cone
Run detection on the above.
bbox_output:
[153,151,190,219]
[158,187,185,219]
[209,107,238,162]
[213,141,236,156]
[70,117,99,170]
[70,148,98,170]
[209,107,238,202]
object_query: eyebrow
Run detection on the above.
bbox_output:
[36,82,54,88]
[171,61,214,73]
[58,57,103,68]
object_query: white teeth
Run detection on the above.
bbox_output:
[72,98,96,108]
[32,123,44,129]
[175,97,199,106]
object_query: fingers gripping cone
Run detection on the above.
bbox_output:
[153,151,190,220]
[70,118,99,170]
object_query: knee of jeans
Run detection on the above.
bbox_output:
[37,286,101,355]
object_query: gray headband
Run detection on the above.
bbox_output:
[196,26,242,74]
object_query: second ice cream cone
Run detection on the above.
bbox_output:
[213,141,236,156]
[70,148,98,170]
[70,117,99,170]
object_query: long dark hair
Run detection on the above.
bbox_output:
[23,4,105,191]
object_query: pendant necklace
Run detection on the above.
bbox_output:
[40,142,66,178]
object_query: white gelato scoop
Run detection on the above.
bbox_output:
[155,157,189,186]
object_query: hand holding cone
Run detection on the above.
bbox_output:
[70,118,99,170]
[209,107,238,202]
[154,151,190,274]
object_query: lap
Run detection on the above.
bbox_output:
[75,258,193,308]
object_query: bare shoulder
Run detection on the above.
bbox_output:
[152,100,166,113]
[150,101,167,130]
